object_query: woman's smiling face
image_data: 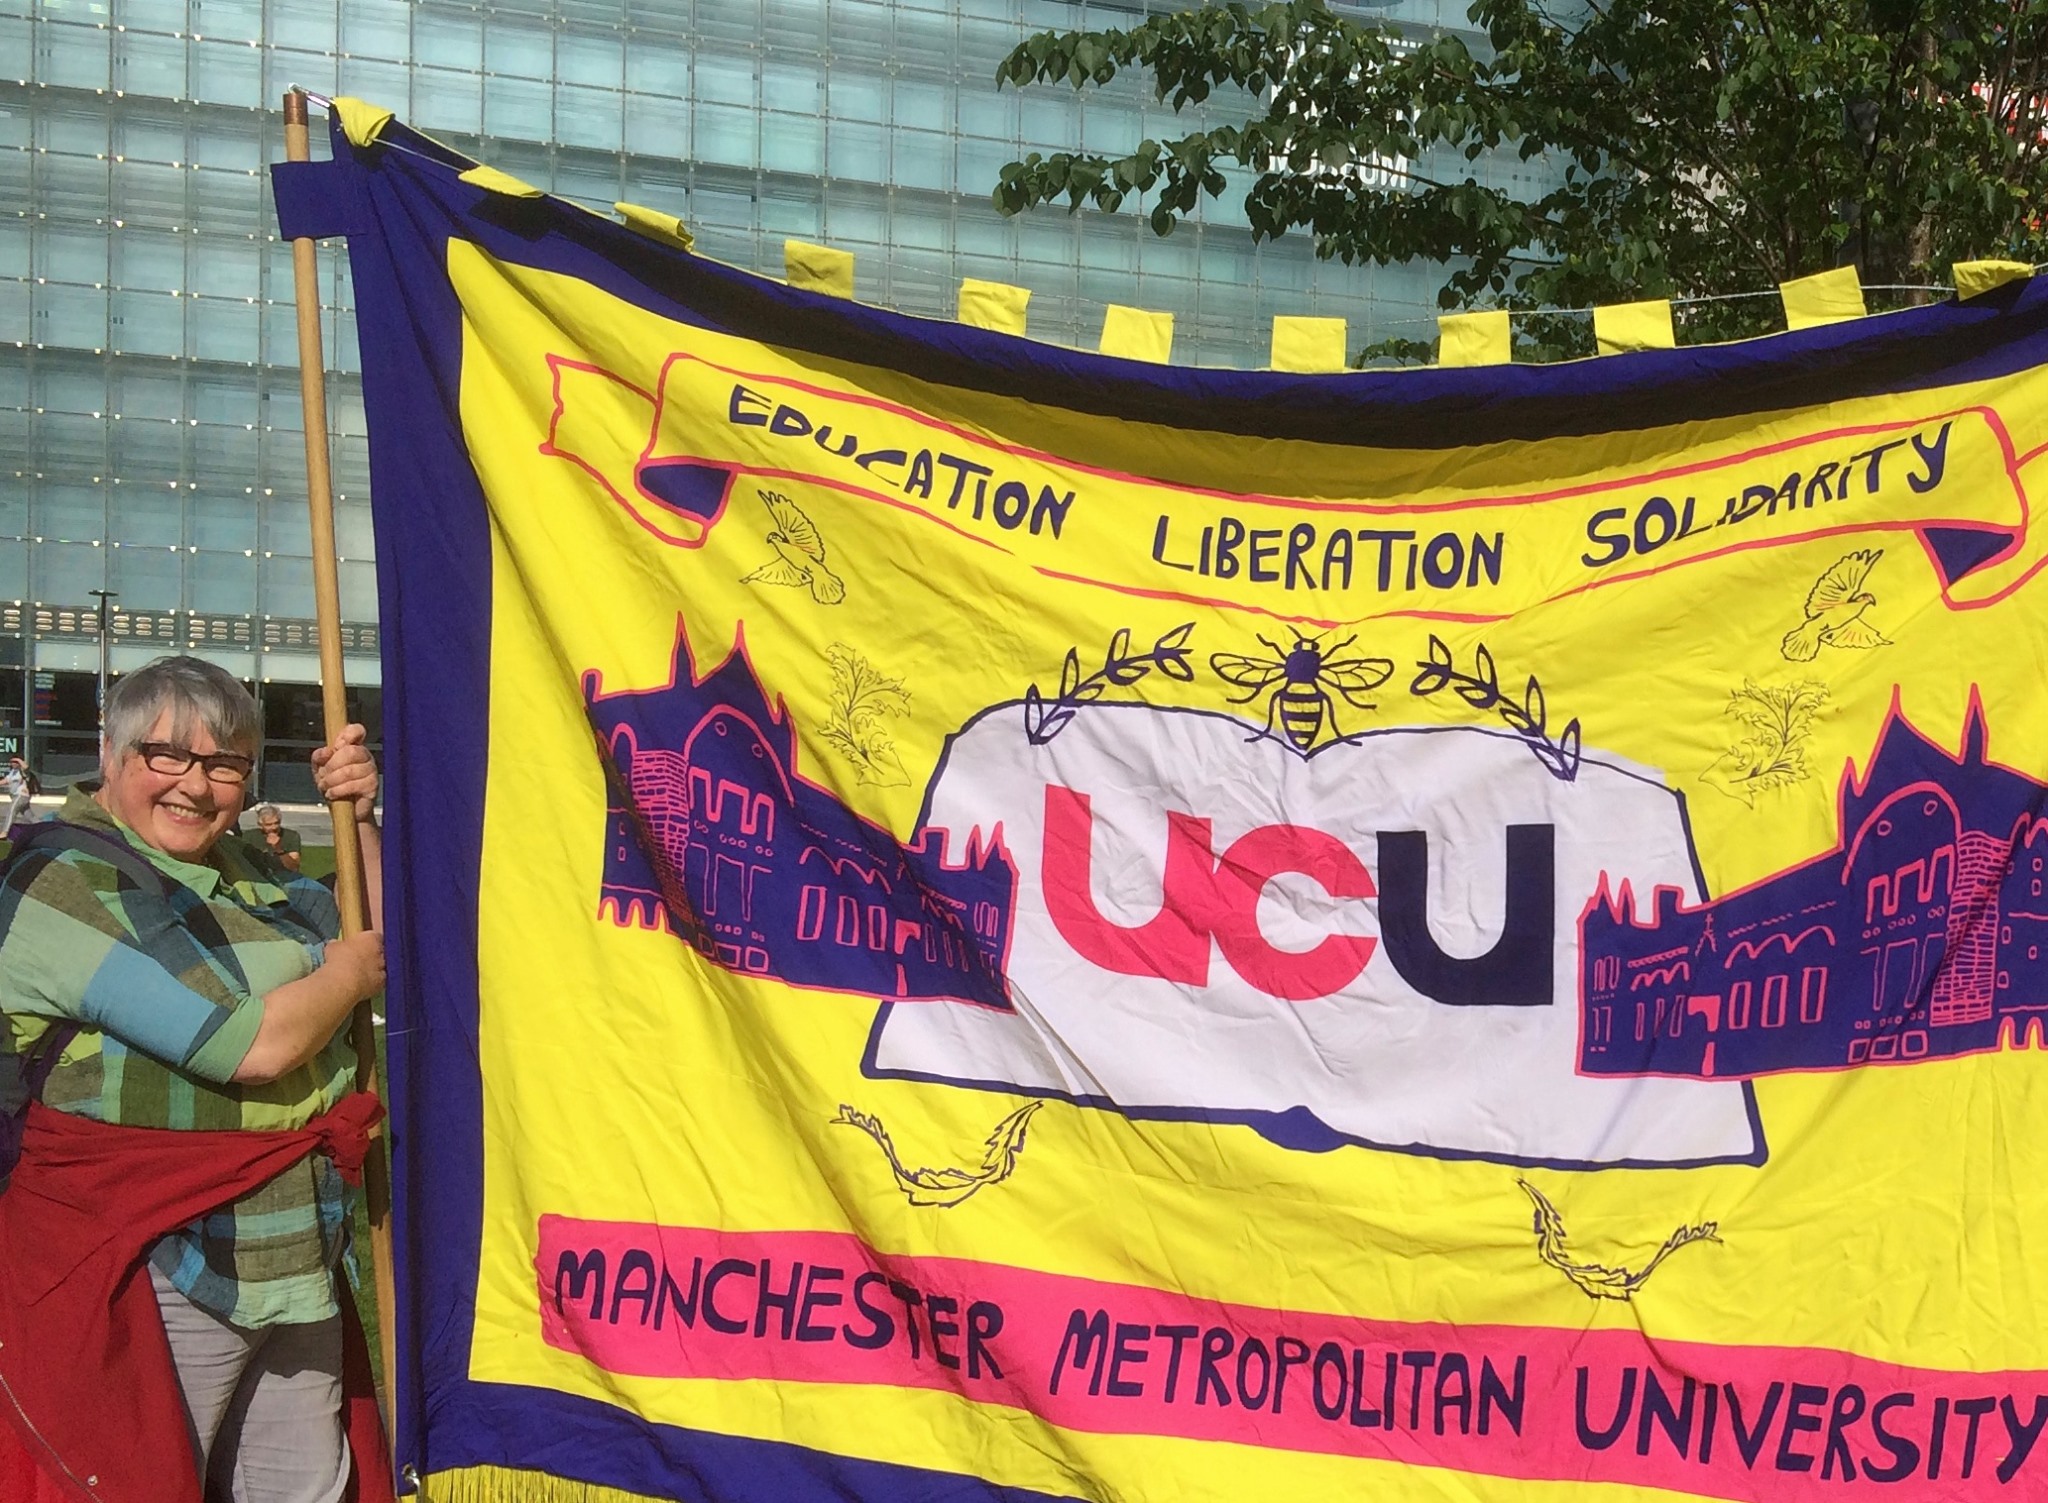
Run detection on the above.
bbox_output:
[96,709,250,862]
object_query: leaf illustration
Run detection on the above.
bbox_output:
[1023,624,1199,745]
[1709,679,1824,803]
[1555,718,1582,779]
[822,642,913,780]
[1726,682,1782,733]
[860,684,910,721]
[1457,643,1500,706]
[1723,735,1775,773]
[828,648,859,709]
[1406,636,1577,779]
[857,742,910,788]
[1781,685,1826,739]
[1701,753,1764,806]
[1410,634,1455,695]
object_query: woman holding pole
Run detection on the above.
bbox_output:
[0,654,390,1503]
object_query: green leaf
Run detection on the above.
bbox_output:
[974,0,2048,345]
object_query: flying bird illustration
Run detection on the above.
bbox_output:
[1517,1179,1720,1301]
[1781,548,1890,661]
[834,1101,1043,1208]
[742,488,845,604]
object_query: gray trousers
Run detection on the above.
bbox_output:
[149,1265,350,1503]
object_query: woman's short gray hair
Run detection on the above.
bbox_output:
[101,655,260,762]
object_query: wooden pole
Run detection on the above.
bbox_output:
[282,87,400,1453]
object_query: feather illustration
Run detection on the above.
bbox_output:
[1518,1178,1720,1301]
[834,1101,1043,1208]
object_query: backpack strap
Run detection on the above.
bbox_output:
[9,820,175,899]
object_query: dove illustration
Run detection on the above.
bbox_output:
[742,489,845,604]
[1780,548,1891,661]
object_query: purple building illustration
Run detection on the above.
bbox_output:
[585,625,1017,1008]
[1579,696,2048,1079]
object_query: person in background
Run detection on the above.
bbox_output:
[0,655,387,1502]
[249,802,304,873]
[0,755,37,840]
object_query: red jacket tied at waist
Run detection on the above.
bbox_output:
[0,1094,394,1503]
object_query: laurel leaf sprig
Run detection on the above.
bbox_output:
[1410,634,1582,781]
[1024,623,1196,745]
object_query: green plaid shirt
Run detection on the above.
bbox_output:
[0,788,356,1328]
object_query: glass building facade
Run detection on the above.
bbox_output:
[1,0,1540,792]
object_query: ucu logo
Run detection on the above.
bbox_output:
[1041,785,1555,1005]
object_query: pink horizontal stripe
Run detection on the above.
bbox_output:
[535,1219,2048,1500]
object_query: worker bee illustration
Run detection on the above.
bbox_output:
[1209,632,1396,753]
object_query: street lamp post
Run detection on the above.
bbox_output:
[88,588,116,713]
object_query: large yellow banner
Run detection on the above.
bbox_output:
[305,118,2048,1503]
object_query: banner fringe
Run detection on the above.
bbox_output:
[420,1465,671,1503]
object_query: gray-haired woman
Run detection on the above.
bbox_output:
[0,654,386,1501]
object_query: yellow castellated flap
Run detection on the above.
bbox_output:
[1780,266,1866,330]
[1437,310,1511,366]
[1099,305,1174,363]
[613,203,695,252]
[330,96,393,149]
[1953,259,2035,300]
[457,165,542,199]
[1593,298,1676,355]
[1269,315,1347,372]
[958,278,1030,335]
[423,1466,669,1503]
[785,240,856,299]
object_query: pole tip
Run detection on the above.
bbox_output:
[283,89,308,126]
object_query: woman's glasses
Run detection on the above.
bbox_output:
[135,741,255,786]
